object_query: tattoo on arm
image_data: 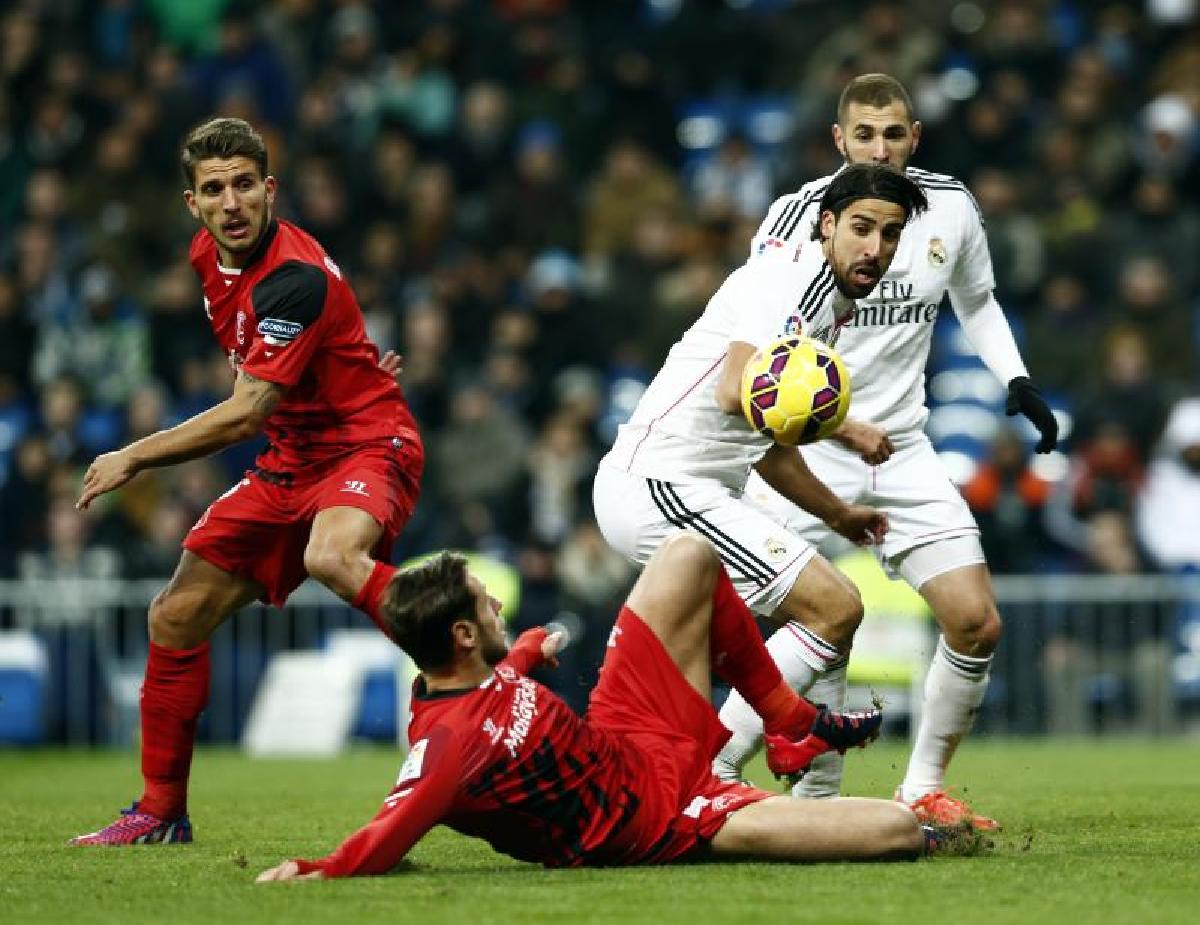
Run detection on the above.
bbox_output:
[236,370,285,420]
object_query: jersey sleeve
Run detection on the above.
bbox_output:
[948,197,995,297]
[294,724,460,878]
[241,260,329,387]
[723,251,829,348]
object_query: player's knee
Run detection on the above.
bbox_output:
[302,540,354,591]
[650,532,721,589]
[148,590,206,648]
[946,598,1002,657]
[827,580,864,640]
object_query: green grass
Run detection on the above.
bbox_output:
[3,740,1198,924]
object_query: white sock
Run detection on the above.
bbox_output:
[898,636,991,803]
[791,661,847,799]
[713,621,842,782]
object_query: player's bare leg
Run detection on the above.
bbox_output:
[772,554,864,651]
[710,795,922,861]
[70,552,262,845]
[304,505,401,639]
[713,555,862,782]
[898,561,1001,828]
[628,533,880,780]
[149,551,264,648]
[304,505,386,600]
[623,532,720,697]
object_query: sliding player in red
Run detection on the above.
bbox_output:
[70,117,423,846]
[256,533,934,881]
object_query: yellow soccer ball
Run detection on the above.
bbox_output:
[741,335,852,445]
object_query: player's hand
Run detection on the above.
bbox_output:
[255,860,325,882]
[1006,376,1058,453]
[379,350,405,382]
[76,450,139,510]
[827,503,888,546]
[510,626,565,670]
[833,419,894,465]
[540,629,566,669]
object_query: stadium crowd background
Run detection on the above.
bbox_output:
[1,0,1198,657]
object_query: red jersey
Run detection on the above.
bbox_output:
[189,219,420,475]
[294,633,682,876]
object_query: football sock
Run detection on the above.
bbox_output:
[713,619,843,781]
[898,636,991,803]
[139,641,210,820]
[352,561,399,640]
[708,568,816,738]
[791,660,848,798]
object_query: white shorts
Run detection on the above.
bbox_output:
[744,434,982,586]
[593,466,817,616]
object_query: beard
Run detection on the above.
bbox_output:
[481,634,510,667]
[836,260,881,298]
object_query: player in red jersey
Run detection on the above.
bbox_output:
[256,533,928,881]
[69,118,424,846]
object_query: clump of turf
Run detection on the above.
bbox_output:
[930,822,994,857]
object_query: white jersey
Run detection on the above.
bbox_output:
[751,166,995,437]
[602,242,855,491]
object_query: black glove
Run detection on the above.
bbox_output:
[1006,376,1058,453]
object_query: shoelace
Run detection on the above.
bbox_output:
[101,810,158,836]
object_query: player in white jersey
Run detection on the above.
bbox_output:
[713,75,1058,830]
[595,165,928,750]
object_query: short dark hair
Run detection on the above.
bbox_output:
[837,73,915,125]
[379,552,476,671]
[810,164,928,241]
[181,117,268,187]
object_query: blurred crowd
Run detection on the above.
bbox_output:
[1,0,1199,631]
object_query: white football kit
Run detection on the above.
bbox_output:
[713,165,1032,805]
[744,166,1029,584]
[594,241,855,615]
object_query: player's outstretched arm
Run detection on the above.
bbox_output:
[950,288,1057,453]
[259,726,460,881]
[76,370,284,510]
[753,443,887,545]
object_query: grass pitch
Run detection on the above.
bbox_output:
[3,739,1198,925]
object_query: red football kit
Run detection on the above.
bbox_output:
[294,608,773,876]
[182,218,423,604]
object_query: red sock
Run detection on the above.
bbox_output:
[139,641,210,820]
[710,567,816,739]
[352,561,399,640]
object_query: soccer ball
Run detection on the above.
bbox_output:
[741,336,851,445]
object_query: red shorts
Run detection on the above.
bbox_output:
[183,438,422,606]
[587,606,772,865]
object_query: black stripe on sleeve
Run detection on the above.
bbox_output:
[915,180,986,225]
[780,183,828,241]
[251,260,327,343]
[769,199,801,238]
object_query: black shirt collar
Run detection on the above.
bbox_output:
[413,675,478,702]
[240,217,279,270]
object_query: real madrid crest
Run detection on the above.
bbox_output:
[928,237,947,267]
[765,537,788,562]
